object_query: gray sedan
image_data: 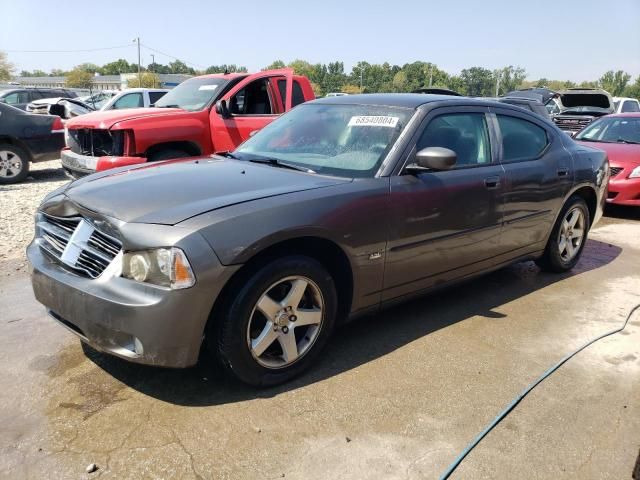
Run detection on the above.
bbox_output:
[28,94,608,386]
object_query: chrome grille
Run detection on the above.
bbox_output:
[553,116,593,131]
[610,166,623,177]
[37,213,122,278]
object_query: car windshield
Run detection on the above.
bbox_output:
[154,77,228,111]
[233,104,414,178]
[575,117,640,143]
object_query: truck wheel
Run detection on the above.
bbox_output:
[147,149,191,162]
[536,195,590,273]
[0,144,30,184]
[208,255,337,387]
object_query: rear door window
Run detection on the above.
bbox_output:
[497,115,548,162]
[112,93,144,109]
[277,79,306,108]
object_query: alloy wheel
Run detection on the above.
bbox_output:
[0,150,23,179]
[247,275,324,369]
[558,207,585,262]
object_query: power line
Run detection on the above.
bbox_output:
[5,44,133,53]
[140,44,204,69]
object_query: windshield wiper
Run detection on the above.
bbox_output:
[157,104,181,108]
[617,138,640,144]
[248,157,316,174]
[219,151,240,159]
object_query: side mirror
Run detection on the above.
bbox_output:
[407,147,457,172]
[215,99,231,119]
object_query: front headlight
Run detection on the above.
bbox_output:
[629,166,640,179]
[122,247,195,289]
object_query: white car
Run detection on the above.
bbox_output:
[613,97,640,113]
[101,88,169,110]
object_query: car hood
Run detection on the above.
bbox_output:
[65,107,184,129]
[61,157,351,225]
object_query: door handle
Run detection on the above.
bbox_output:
[484,176,501,189]
[557,167,569,177]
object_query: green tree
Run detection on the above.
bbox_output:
[0,51,14,81]
[205,64,248,74]
[598,70,631,96]
[75,62,100,73]
[50,68,67,77]
[168,60,195,75]
[495,66,527,95]
[65,67,94,89]
[263,60,286,70]
[459,67,494,96]
[127,72,161,88]
[323,61,346,93]
[101,59,135,75]
[624,76,640,99]
[392,71,408,92]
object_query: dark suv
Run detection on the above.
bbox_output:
[0,88,78,111]
[28,94,608,386]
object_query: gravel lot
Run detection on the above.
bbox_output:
[0,160,70,276]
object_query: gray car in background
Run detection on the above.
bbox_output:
[28,94,608,386]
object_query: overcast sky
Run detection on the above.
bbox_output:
[2,0,639,81]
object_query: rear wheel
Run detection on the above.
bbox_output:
[536,195,589,273]
[0,144,29,184]
[147,149,191,162]
[208,255,337,387]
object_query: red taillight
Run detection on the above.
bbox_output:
[51,116,65,133]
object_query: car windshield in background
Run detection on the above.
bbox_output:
[233,104,414,178]
[154,77,228,111]
[575,117,640,144]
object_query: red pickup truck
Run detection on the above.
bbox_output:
[60,69,315,176]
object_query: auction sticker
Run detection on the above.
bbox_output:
[198,85,219,91]
[348,116,399,128]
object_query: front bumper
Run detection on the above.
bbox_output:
[61,148,146,177]
[27,234,235,368]
[607,176,640,206]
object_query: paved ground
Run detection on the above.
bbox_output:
[0,206,639,480]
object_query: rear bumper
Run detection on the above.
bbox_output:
[26,133,65,162]
[61,148,146,176]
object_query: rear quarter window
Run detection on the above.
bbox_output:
[497,115,548,162]
[622,101,640,113]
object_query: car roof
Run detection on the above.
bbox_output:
[310,93,507,109]
[605,112,640,118]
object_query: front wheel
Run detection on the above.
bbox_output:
[208,255,337,387]
[536,195,590,273]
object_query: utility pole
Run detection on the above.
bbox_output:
[150,54,155,88]
[429,66,433,87]
[360,65,363,93]
[495,71,501,97]
[133,37,141,86]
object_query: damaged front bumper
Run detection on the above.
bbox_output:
[27,236,233,368]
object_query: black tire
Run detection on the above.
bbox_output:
[147,149,191,162]
[207,255,338,387]
[536,195,590,273]
[0,144,30,184]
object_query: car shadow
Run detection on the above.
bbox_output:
[604,204,640,222]
[82,239,622,406]
[0,165,68,192]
